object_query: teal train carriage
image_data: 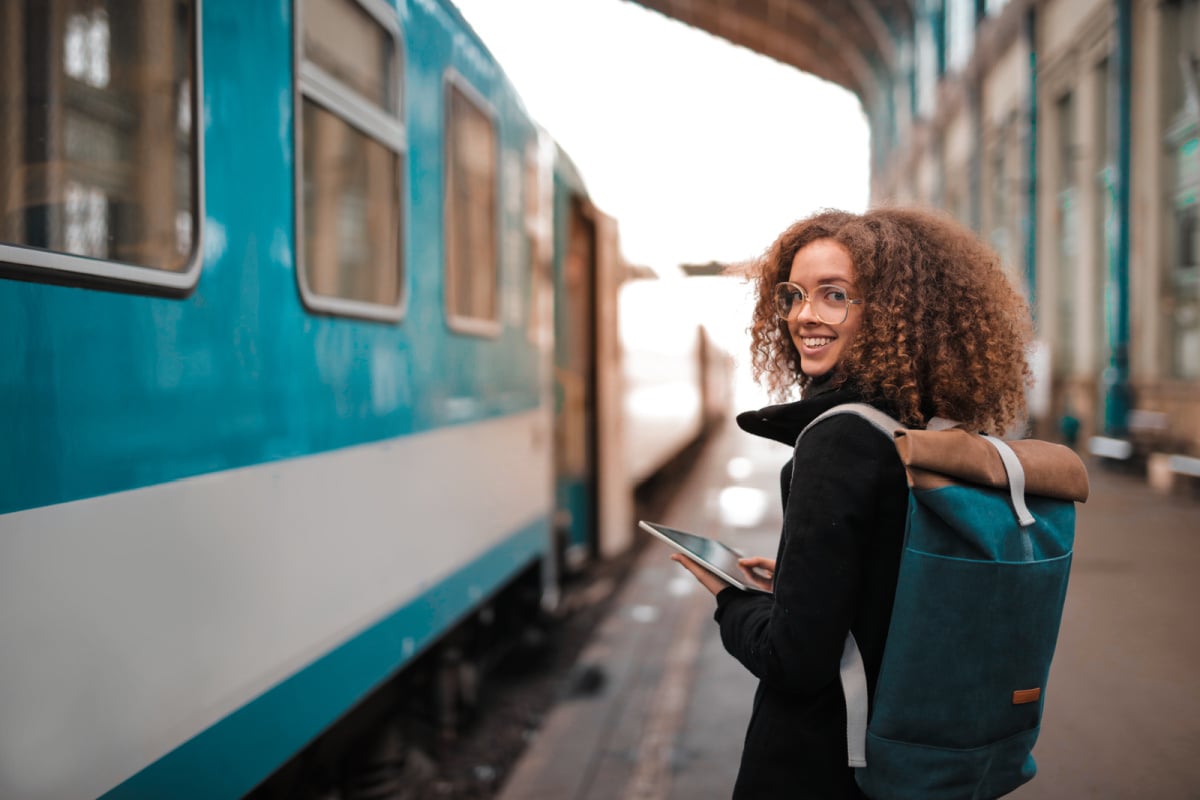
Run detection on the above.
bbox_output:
[0,1,731,798]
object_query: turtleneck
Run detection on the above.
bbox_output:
[802,373,840,400]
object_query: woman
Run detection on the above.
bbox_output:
[671,207,1033,798]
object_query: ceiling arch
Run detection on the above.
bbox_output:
[627,0,916,104]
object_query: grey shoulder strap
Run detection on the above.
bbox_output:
[840,632,868,768]
[797,402,907,444]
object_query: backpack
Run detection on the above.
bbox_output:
[798,403,1090,800]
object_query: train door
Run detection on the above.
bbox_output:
[554,196,599,569]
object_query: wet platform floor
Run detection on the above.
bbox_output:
[497,417,1200,800]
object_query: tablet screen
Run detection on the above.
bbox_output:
[650,523,743,572]
[639,521,770,593]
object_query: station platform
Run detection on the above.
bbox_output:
[496,414,1200,800]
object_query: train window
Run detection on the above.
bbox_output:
[296,0,406,320]
[444,75,500,336]
[0,0,201,292]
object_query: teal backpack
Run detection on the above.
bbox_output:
[800,404,1090,800]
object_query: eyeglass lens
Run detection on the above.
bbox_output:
[774,283,850,324]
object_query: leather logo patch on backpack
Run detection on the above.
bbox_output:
[1012,688,1042,705]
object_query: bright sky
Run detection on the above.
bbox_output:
[452,0,871,271]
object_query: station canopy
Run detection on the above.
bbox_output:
[628,0,913,103]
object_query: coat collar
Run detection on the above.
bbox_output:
[735,384,869,447]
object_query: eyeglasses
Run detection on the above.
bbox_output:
[773,282,863,324]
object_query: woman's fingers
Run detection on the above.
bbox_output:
[670,553,731,596]
[738,556,775,576]
[737,557,775,591]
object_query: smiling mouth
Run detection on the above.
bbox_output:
[801,337,834,348]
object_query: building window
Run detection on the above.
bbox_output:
[444,76,499,335]
[945,0,974,74]
[989,130,1010,268]
[1055,91,1078,377]
[65,7,111,88]
[915,5,938,117]
[1163,0,1200,379]
[1168,131,1200,380]
[296,0,405,320]
[0,0,200,291]
[1092,57,1112,373]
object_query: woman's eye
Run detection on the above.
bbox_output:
[824,288,847,302]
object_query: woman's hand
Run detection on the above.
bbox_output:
[670,553,733,596]
[737,557,776,592]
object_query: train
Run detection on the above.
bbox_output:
[0,1,732,798]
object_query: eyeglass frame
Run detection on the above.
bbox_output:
[773,281,864,325]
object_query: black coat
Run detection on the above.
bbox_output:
[715,385,909,799]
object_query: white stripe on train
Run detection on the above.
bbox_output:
[0,408,553,800]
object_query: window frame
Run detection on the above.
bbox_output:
[293,0,408,322]
[442,69,502,339]
[0,0,205,294]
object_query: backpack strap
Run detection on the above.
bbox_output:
[983,435,1037,527]
[796,403,907,769]
[840,632,869,767]
[800,402,907,441]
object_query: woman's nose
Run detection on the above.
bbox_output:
[793,295,819,323]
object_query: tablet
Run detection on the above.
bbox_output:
[639,520,771,594]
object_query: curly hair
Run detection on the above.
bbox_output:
[748,206,1033,436]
